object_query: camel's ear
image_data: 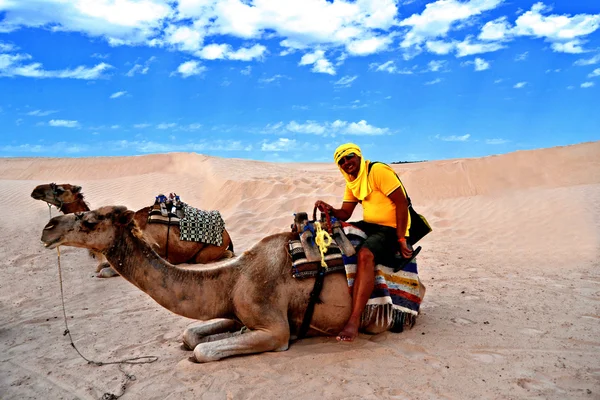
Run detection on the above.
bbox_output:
[115,209,135,226]
[72,185,82,193]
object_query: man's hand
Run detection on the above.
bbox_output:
[399,239,413,258]
[314,200,333,213]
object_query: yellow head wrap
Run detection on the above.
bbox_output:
[333,143,371,201]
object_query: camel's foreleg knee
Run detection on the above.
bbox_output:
[192,328,290,363]
[182,318,243,350]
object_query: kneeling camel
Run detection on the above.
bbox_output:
[31,183,233,277]
[41,206,425,362]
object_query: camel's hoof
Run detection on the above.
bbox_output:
[97,267,119,278]
[95,262,111,273]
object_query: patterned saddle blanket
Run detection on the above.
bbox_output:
[148,194,225,246]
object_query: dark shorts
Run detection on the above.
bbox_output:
[351,220,399,265]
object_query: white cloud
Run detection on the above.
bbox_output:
[425,78,442,85]
[0,142,90,154]
[345,120,389,135]
[126,56,156,77]
[588,68,600,78]
[515,51,528,61]
[485,138,509,144]
[425,40,454,55]
[346,36,392,56]
[551,40,587,54]
[514,81,527,88]
[475,57,490,71]
[112,139,251,153]
[299,50,335,75]
[171,60,206,78]
[368,60,414,74]
[91,53,109,59]
[265,119,389,136]
[455,36,505,57]
[0,41,16,52]
[479,17,511,41]
[574,53,600,66]
[134,123,151,129]
[512,3,600,53]
[48,119,79,128]
[581,82,594,88]
[334,75,358,87]
[109,91,127,99]
[261,138,297,152]
[399,0,503,49]
[435,133,470,142]
[196,43,267,61]
[463,57,490,71]
[258,74,286,84]
[0,0,172,44]
[27,109,58,116]
[0,53,112,79]
[427,60,447,72]
[240,66,252,75]
[156,123,177,129]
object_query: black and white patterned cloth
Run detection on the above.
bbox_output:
[179,204,225,246]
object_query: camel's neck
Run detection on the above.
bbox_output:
[104,227,237,320]
[59,196,89,214]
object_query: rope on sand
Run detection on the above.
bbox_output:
[55,247,158,399]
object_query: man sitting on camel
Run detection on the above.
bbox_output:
[315,143,413,342]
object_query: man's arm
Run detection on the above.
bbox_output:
[388,187,412,258]
[314,200,357,221]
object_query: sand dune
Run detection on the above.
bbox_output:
[1,141,599,399]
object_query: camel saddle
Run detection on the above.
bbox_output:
[148,193,184,226]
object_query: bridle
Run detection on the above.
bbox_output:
[45,183,80,218]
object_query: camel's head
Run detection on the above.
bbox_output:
[41,206,135,252]
[31,183,82,207]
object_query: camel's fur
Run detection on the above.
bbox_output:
[31,184,234,277]
[40,206,424,362]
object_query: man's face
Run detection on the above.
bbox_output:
[338,152,360,175]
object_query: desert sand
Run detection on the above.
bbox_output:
[1,141,599,400]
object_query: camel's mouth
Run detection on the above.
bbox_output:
[42,238,62,249]
[31,192,44,200]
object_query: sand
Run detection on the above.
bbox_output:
[1,141,599,399]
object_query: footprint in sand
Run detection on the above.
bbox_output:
[521,327,544,335]
[470,351,504,364]
[450,317,476,325]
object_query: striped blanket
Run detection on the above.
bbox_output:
[342,224,422,332]
[288,223,423,332]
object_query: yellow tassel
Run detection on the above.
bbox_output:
[314,222,332,268]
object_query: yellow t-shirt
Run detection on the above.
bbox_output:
[343,162,411,235]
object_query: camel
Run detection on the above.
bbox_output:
[31,183,234,277]
[40,206,426,362]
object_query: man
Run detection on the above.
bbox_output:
[315,143,412,342]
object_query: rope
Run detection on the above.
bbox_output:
[313,222,332,268]
[55,247,158,399]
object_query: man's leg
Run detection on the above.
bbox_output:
[337,247,375,342]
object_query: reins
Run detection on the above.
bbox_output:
[54,246,158,399]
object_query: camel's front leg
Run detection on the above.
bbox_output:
[192,327,290,363]
[182,318,243,350]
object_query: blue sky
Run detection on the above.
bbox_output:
[0,0,599,163]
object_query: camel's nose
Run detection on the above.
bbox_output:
[31,190,44,199]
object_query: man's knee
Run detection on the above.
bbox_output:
[357,247,375,266]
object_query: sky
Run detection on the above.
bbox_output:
[0,0,599,163]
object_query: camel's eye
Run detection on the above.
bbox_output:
[82,220,98,230]
[55,187,65,194]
